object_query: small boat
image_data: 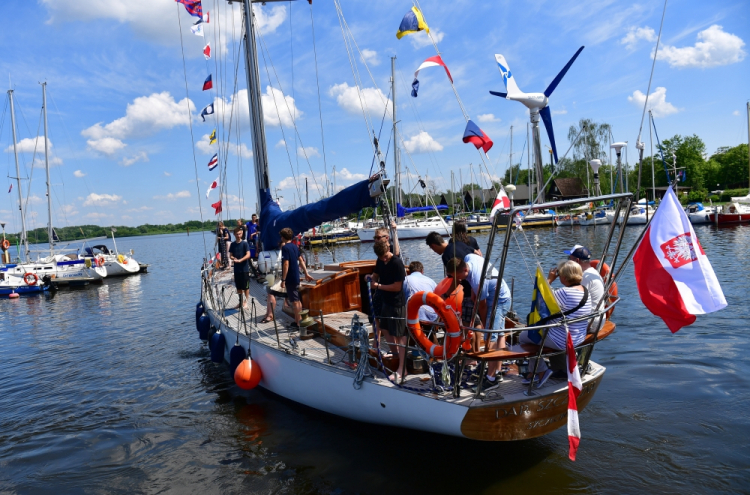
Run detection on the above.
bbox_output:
[555,214,579,226]
[83,245,140,276]
[686,202,716,224]
[5,254,107,284]
[578,209,610,226]
[708,203,750,224]
[0,269,53,296]
[303,226,360,247]
[519,210,556,228]
[357,216,452,242]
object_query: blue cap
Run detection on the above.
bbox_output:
[563,244,591,260]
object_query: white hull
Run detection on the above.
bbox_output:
[357,220,452,242]
[102,257,140,276]
[5,255,107,281]
[578,214,610,226]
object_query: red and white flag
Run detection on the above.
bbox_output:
[490,185,511,218]
[203,42,211,60]
[633,186,726,333]
[411,55,453,97]
[566,327,582,461]
[206,177,219,199]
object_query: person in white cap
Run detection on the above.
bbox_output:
[558,244,604,331]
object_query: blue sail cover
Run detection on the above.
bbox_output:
[259,178,377,249]
[396,203,448,218]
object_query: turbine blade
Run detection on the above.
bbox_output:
[494,54,523,95]
[543,46,584,97]
[540,106,558,163]
[489,91,508,98]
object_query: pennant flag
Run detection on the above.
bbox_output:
[203,42,211,60]
[396,6,429,39]
[209,129,217,145]
[190,23,204,37]
[490,185,511,218]
[7,184,11,193]
[633,186,726,333]
[462,120,494,153]
[203,74,213,91]
[211,200,222,215]
[206,177,219,198]
[207,153,218,171]
[203,11,209,23]
[566,326,582,461]
[200,103,214,122]
[176,0,203,19]
[411,55,453,97]
[528,266,561,326]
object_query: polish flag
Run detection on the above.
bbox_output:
[490,185,511,218]
[566,327,582,461]
[633,186,726,333]
[203,43,211,59]
[206,177,219,198]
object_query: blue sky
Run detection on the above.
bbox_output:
[0,0,747,232]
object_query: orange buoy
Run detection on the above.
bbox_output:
[1,239,10,251]
[234,358,262,390]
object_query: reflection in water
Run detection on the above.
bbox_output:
[0,229,748,493]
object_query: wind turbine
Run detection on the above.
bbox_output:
[490,46,584,203]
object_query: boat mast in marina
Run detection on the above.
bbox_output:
[42,82,54,256]
[7,89,28,261]
[391,56,401,208]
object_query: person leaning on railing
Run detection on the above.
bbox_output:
[512,260,591,388]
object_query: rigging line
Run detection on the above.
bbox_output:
[256,27,302,206]
[308,1,330,197]
[637,0,668,142]
[289,1,300,189]
[23,107,43,218]
[230,1,245,219]
[530,123,587,206]
[176,3,208,257]
[255,20,324,199]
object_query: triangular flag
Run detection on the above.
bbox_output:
[209,129,217,145]
[7,184,12,193]
[411,55,453,97]
[211,200,222,215]
[203,74,213,91]
[203,42,211,60]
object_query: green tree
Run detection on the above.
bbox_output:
[711,143,749,188]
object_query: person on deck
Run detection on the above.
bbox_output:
[404,261,437,322]
[216,221,230,269]
[514,260,591,389]
[280,227,313,330]
[453,221,482,256]
[563,244,605,331]
[373,224,400,256]
[229,226,251,310]
[236,219,247,243]
[446,254,511,392]
[425,231,475,269]
[369,240,407,381]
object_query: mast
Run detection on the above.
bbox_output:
[241,0,271,205]
[527,123,531,203]
[42,82,54,256]
[391,56,401,208]
[649,111,655,201]
[509,125,513,184]
[8,89,28,261]
[747,101,750,189]
[530,110,545,203]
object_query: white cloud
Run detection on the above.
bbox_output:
[403,131,443,154]
[335,167,366,182]
[163,171,172,177]
[86,212,112,219]
[477,113,499,123]
[627,87,679,118]
[409,28,445,49]
[211,87,301,130]
[329,82,392,118]
[656,25,746,68]
[126,206,154,212]
[153,190,191,201]
[733,110,740,116]
[620,26,656,50]
[31,155,63,168]
[27,195,43,205]
[231,143,253,159]
[87,137,126,156]
[83,193,123,207]
[5,136,52,154]
[120,151,149,167]
[275,139,286,148]
[552,108,568,116]
[196,134,252,159]
[74,170,86,178]
[297,146,320,158]
[360,49,380,66]
[59,204,79,216]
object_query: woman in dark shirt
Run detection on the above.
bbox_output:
[370,240,406,381]
[216,221,230,268]
[454,221,482,256]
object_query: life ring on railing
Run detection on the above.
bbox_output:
[407,290,463,359]
[590,260,617,318]
[1,239,10,251]
[434,278,473,351]
[94,255,105,268]
[23,272,38,286]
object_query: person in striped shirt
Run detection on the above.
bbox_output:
[514,260,591,388]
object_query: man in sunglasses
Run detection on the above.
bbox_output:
[373,224,400,256]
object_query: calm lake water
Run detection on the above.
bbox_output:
[1,225,748,494]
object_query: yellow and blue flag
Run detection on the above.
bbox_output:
[528,266,561,326]
[209,129,217,145]
[396,7,429,40]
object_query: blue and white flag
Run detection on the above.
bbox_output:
[207,153,218,171]
[200,103,214,122]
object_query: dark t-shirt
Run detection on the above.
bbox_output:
[236,225,247,241]
[229,240,250,273]
[374,255,406,306]
[281,242,301,287]
[466,236,480,252]
[441,240,474,267]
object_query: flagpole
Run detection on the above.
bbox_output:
[42,82,54,256]
[391,56,401,208]
[8,89,28,261]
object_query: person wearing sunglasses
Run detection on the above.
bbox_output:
[372,223,400,257]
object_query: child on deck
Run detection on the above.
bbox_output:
[279,228,313,329]
[229,226,251,310]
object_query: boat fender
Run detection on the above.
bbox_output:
[1,239,9,251]
[195,302,205,327]
[207,325,217,348]
[210,331,225,362]
[590,260,618,319]
[229,344,246,376]
[197,315,210,340]
[234,357,262,390]
[407,290,463,360]
[23,272,39,286]
[9,292,19,299]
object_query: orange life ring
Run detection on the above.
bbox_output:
[434,278,473,351]
[590,260,618,318]
[407,291,463,359]
[94,255,105,267]
[23,272,38,286]
[1,239,9,251]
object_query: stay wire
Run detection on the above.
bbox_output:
[176,3,208,258]
[309,1,330,197]
[637,0,668,142]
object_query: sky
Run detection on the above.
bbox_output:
[0,0,748,233]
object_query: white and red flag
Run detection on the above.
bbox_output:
[411,55,453,97]
[490,185,511,218]
[633,186,726,332]
[206,177,219,199]
[566,327,582,461]
[203,42,211,60]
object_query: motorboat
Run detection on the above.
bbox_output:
[578,209,610,226]
[708,202,750,224]
[5,253,107,284]
[686,203,717,224]
[555,213,579,226]
[83,245,140,276]
[357,216,452,242]
[0,268,53,296]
